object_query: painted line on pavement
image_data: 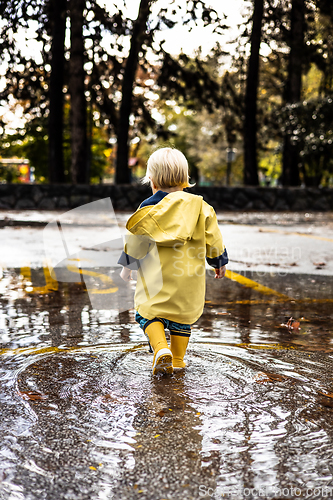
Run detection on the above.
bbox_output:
[199,340,296,351]
[18,264,118,295]
[258,228,333,243]
[0,343,144,358]
[0,341,297,357]
[66,264,118,294]
[208,298,333,306]
[225,270,291,299]
[21,263,58,294]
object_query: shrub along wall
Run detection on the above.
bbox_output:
[0,183,332,211]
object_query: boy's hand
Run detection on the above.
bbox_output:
[215,266,226,279]
[120,267,132,281]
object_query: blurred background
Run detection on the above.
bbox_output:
[0,0,332,188]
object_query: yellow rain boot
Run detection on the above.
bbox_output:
[145,321,173,375]
[170,333,190,370]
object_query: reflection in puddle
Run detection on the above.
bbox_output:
[0,267,333,499]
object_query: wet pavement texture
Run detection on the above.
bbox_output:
[1,211,333,500]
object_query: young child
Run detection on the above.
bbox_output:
[118,147,228,375]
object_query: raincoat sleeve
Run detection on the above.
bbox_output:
[117,250,140,270]
[117,233,151,270]
[205,207,228,269]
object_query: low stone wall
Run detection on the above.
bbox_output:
[0,183,332,211]
[190,186,333,211]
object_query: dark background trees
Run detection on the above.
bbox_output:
[282,0,305,186]
[0,0,333,187]
[243,0,264,186]
[115,0,153,184]
[69,0,88,184]
[48,0,67,183]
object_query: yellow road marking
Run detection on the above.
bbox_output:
[0,335,330,358]
[208,297,333,306]
[259,228,333,243]
[236,342,295,351]
[226,299,287,305]
[299,298,333,303]
[172,340,297,351]
[0,345,79,357]
[20,264,118,295]
[0,340,319,357]
[66,265,118,294]
[0,343,144,357]
[21,262,58,294]
[225,270,290,299]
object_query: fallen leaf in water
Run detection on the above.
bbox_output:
[254,372,287,383]
[18,391,47,401]
[280,317,301,331]
[89,466,97,471]
[254,373,269,383]
[287,317,300,330]
[156,410,165,417]
[318,391,333,399]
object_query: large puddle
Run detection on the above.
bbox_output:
[1,266,333,499]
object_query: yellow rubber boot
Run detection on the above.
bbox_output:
[170,334,189,370]
[145,321,173,375]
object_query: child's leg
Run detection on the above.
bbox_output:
[170,331,190,369]
[145,320,173,375]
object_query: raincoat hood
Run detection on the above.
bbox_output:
[126,191,203,246]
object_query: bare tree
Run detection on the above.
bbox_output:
[282,0,305,186]
[243,0,264,186]
[69,0,88,184]
[48,0,67,183]
[116,0,152,184]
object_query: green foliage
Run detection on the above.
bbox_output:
[0,103,110,183]
[136,45,244,186]
[1,0,333,186]
[0,117,48,182]
[0,164,20,183]
[0,0,227,184]
[258,142,282,183]
[137,98,244,186]
[89,122,110,184]
[278,96,333,185]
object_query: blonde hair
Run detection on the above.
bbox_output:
[143,147,195,189]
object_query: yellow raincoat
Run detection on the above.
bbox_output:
[124,191,225,324]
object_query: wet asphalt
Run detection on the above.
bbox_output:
[0,210,333,500]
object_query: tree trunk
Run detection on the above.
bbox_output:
[116,0,151,184]
[243,0,264,186]
[69,0,88,184]
[282,0,305,186]
[48,0,67,183]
